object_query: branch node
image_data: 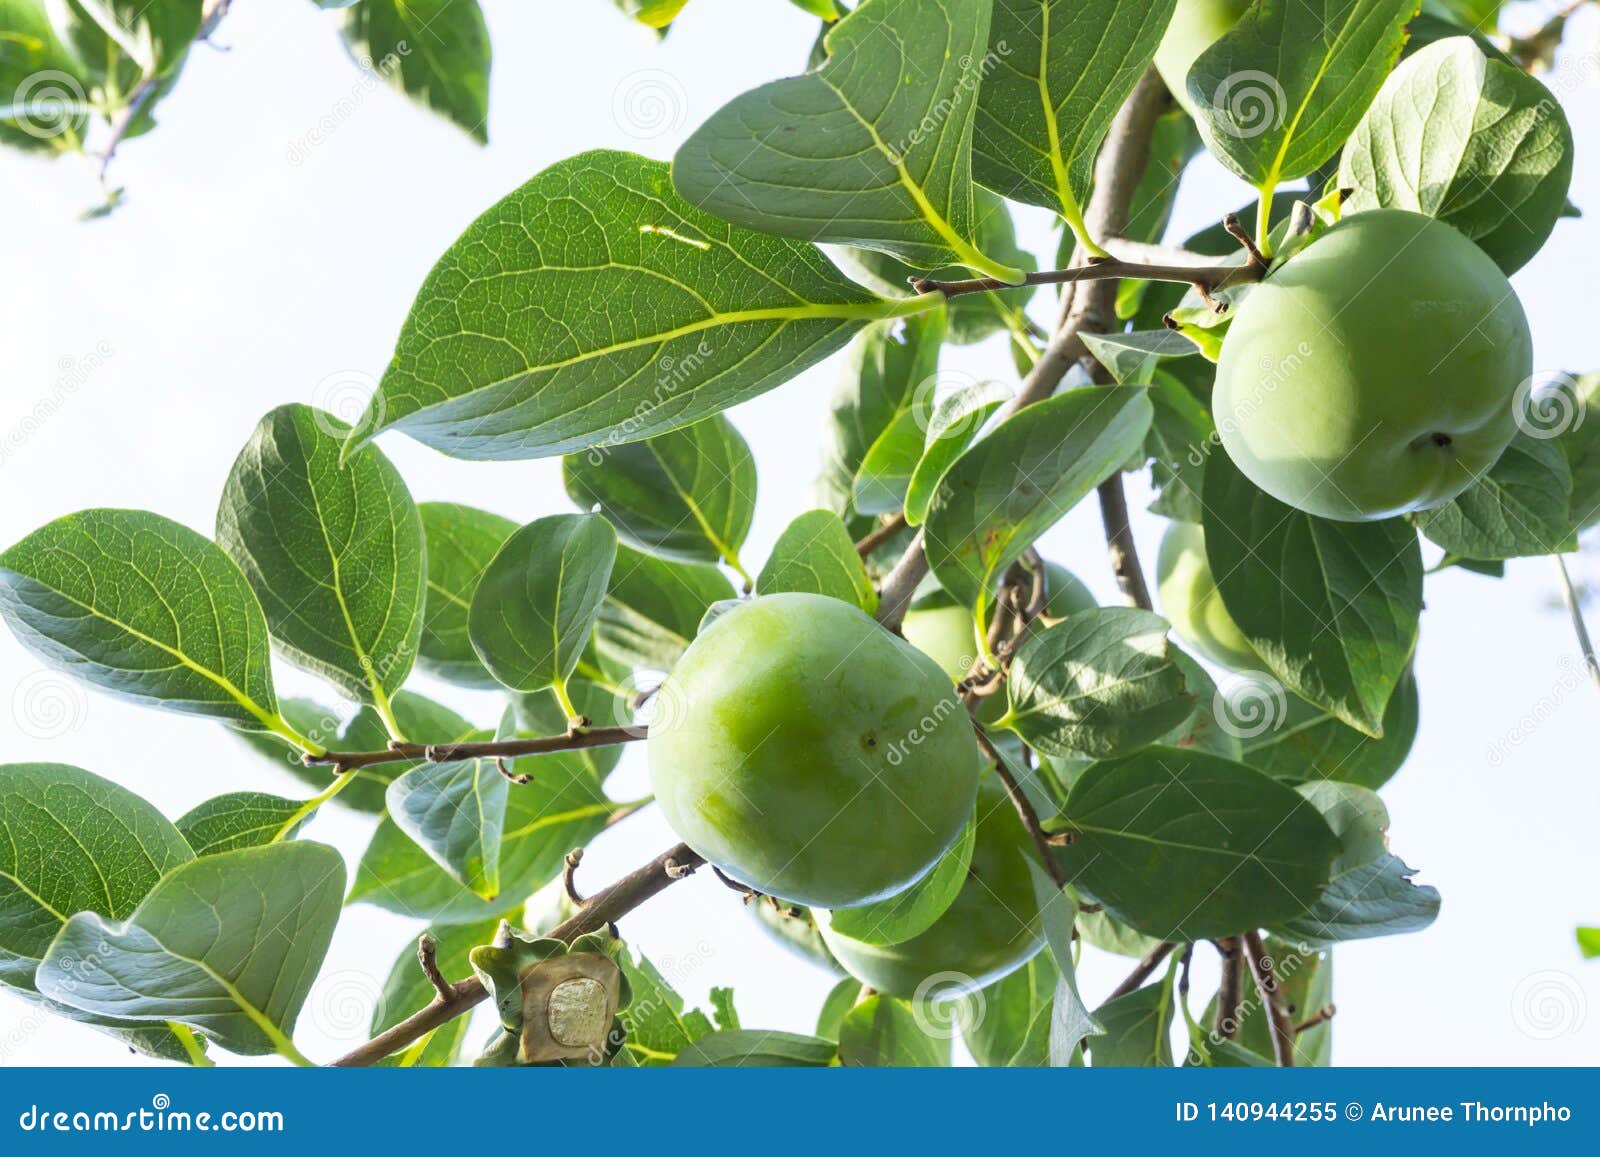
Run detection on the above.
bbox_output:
[712,866,759,904]
[1222,211,1269,271]
[563,848,587,905]
[663,857,698,880]
[416,934,454,1004]
[494,757,532,786]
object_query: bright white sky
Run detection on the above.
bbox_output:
[1,0,1598,1067]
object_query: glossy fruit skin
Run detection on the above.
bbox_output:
[817,785,1044,998]
[1155,521,1258,671]
[648,593,982,908]
[1153,0,1252,118]
[1215,210,1533,521]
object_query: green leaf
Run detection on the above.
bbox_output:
[837,993,950,1066]
[0,764,194,994]
[925,386,1153,619]
[973,0,1179,248]
[51,0,200,79]
[755,510,877,614]
[386,735,507,900]
[1578,927,1600,960]
[1340,37,1573,274]
[814,312,946,517]
[37,841,345,1060]
[1002,609,1194,759]
[349,752,617,924]
[672,0,1021,280]
[902,378,1011,527]
[1089,972,1176,1067]
[1028,861,1099,1063]
[617,947,727,1064]
[373,918,503,1067]
[816,977,861,1041]
[176,792,313,856]
[1556,373,1600,530]
[563,415,755,572]
[960,953,1056,1066]
[824,813,975,946]
[0,0,94,154]
[340,0,491,142]
[597,546,735,672]
[1050,746,1340,941]
[0,509,285,733]
[1240,669,1420,791]
[610,0,688,30]
[1275,782,1440,946]
[671,1030,837,1067]
[1188,0,1418,191]
[417,502,518,688]
[217,404,425,712]
[1082,329,1199,386]
[469,514,617,695]
[1144,370,1215,524]
[348,150,909,462]
[1203,451,1422,736]
[1414,431,1576,560]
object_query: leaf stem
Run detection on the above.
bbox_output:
[1254,185,1276,260]
[551,678,583,727]
[912,255,1258,300]
[168,1022,213,1067]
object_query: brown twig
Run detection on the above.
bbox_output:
[912,256,1258,301]
[1242,930,1296,1067]
[416,934,453,1003]
[1221,212,1270,272]
[332,842,703,1066]
[854,511,908,557]
[302,725,643,774]
[973,725,1069,889]
[562,848,586,905]
[712,866,760,903]
[1296,1003,1336,1034]
[1213,937,1244,1040]
[1104,941,1178,1002]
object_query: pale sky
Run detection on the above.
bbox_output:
[1,0,1597,1066]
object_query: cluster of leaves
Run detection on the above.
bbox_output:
[0,0,1592,1068]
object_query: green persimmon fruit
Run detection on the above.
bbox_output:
[648,592,982,908]
[1153,0,1252,118]
[1155,521,1258,671]
[1215,209,1533,522]
[817,784,1045,997]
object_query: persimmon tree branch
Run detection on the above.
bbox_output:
[1104,941,1178,1002]
[1243,930,1296,1067]
[910,250,1259,302]
[1213,936,1244,1041]
[301,724,644,774]
[332,842,703,1067]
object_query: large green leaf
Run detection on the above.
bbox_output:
[672,0,1021,280]
[1340,37,1573,274]
[902,379,1011,527]
[417,502,518,688]
[349,752,618,924]
[671,1030,836,1067]
[563,415,755,573]
[1188,0,1418,192]
[973,0,1178,248]
[176,792,314,856]
[469,514,617,695]
[838,993,951,1066]
[1557,373,1600,530]
[617,948,734,1064]
[597,546,734,672]
[755,510,877,614]
[1274,782,1440,946]
[340,0,491,142]
[824,813,975,945]
[347,151,914,462]
[1028,862,1098,1064]
[814,312,946,517]
[925,386,1152,619]
[1239,669,1420,791]
[36,841,345,1060]
[960,953,1057,1066]
[386,734,506,901]
[1414,431,1576,560]
[1203,451,1422,736]
[1089,972,1176,1067]
[1001,609,1194,759]
[1050,747,1340,941]
[0,509,285,733]
[217,405,425,713]
[372,917,503,1068]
